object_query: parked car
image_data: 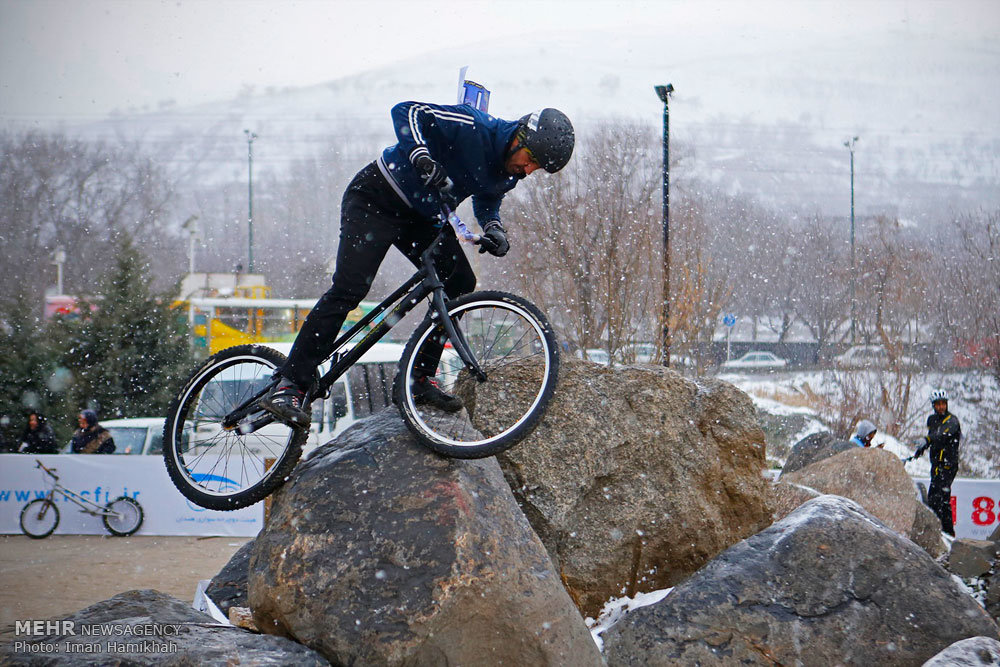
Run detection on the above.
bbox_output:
[833,345,918,369]
[720,351,788,370]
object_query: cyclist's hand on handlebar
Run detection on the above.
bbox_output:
[477,220,509,257]
[413,153,450,190]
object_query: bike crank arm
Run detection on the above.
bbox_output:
[221,383,276,430]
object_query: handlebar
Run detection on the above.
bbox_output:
[35,458,59,480]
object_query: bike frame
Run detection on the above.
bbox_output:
[223,205,487,433]
[32,460,126,519]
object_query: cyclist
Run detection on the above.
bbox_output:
[911,389,961,536]
[262,102,575,428]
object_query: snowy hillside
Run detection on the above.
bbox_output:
[63,26,1000,222]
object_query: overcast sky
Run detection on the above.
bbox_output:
[2,0,998,122]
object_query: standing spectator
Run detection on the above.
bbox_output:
[19,412,58,454]
[911,390,961,536]
[849,419,881,448]
[70,409,116,454]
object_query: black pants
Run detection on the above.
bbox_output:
[927,463,958,535]
[280,162,476,389]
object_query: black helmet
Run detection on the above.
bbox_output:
[517,108,575,173]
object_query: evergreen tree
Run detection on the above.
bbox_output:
[61,230,193,420]
[0,291,73,446]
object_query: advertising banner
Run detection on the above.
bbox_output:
[913,477,1000,540]
[0,455,262,536]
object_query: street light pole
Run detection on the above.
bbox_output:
[654,83,674,368]
[51,246,66,295]
[844,136,859,344]
[182,214,200,275]
[244,129,258,273]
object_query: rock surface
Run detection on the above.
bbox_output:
[781,447,945,556]
[249,408,601,666]
[779,431,854,477]
[205,539,253,615]
[486,358,772,617]
[923,636,1000,666]
[949,538,998,578]
[0,589,328,666]
[602,495,999,666]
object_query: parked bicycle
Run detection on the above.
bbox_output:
[163,203,560,511]
[19,459,145,538]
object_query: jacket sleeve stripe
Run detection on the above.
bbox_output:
[407,104,475,146]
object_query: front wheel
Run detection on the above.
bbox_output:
[163,344,307,511]
[103,496,144,536]
[20,499,60,538]
[396,291,559,458]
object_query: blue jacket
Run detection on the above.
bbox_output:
[378,101,521,224]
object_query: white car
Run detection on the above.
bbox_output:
[720,351,788,370]
[833,345,918,369]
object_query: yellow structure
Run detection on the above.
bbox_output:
[176,297,378,355]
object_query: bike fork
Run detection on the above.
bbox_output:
[431,290,487,382]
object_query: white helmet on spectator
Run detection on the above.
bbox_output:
[855,419,877,439]
[930,389,948,403]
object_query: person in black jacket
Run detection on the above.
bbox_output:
[260,101,575,428]
[70,409,116,454]
[912,390,961,536]
[19,412,58,454]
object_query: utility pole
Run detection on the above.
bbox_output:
[244,129,258,273]
[844,136,859,344]
[51,247,66,295]
[654,84,674,368]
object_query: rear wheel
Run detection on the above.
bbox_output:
[20,499,59,538]
[396,291,559,458]
[103,496,144,536]
[163,345,306,511]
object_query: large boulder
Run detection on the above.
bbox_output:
[923,636,1000,666]
[206,539,253,615]
[781,447,946,557]
[484,358,772,618]
[779,431,854,476]
[249,409,601,667]
[0,589,328,666]
[602,495,999,666]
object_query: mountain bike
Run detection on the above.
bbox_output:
[19,459,145,538]
[162,203,560,511]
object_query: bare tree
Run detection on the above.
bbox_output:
[500,121,660,361]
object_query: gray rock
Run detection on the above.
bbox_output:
[0,589,328,666]
[487,358,772,617]
[949,538,999,578]
[986,575,1000,621]
[780,431,854,477]
[205,539,253,614]
[989,523,1000,544]
[923,636,1000,666]
[782,447,944,557]
[913,501,948,559]
[249,408,601,667]
[602,495,999,666]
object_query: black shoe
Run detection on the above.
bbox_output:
[261,381,310,428]
[411,376,463,413]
